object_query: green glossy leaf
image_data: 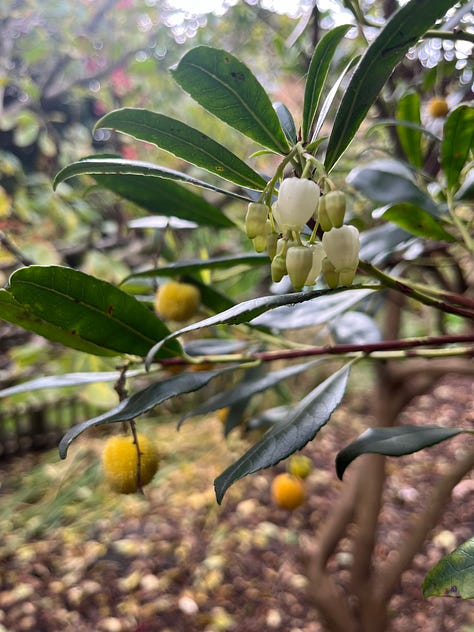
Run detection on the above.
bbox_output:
[5,266,181,358]
[93,173,234,229]
[171,46,290,154]
[347,160,440,215]
[273,101,297,144]
[214,363,351,503]
[397,92,423,168]
[122,254,269,282]
[191,278,236,314]
[146,285,375,367]
[96,108,266,191]
[325,0,458,171]
[423,537,474,600]
[312,55,360,142]
[0,290,117,357]
[54,157,250,203]
[180,359,325,426]
[59,367,235,458]
[380,203,455,241]
[302,24,352,142]
[0,370,144,397]
[441,105,474,192]
[336,425,470,479]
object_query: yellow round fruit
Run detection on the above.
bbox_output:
[288,454,313,480]
[216,407,230,423]
[271,472,305,510]
[102,433,159,494]
[427,97,449,118]
[154,281,201,322]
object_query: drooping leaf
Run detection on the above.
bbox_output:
[273,101,297,144]
[441,105,474,193]
[53,157,250,203]
[128,216,198,230]
[325,0,459,171]
[0,290,117,357]
[122,254,269,282]
[396,91,423,168]
[250,288,375,330]
[423,537,474,600]
[171,46,290,154]
[189,277,236,314]
[367,119,440,143]
[0,370,144,398]
[180,359,325,426]
[96,108,267,191]
[146,285,376,367]
[336,425,471,479]
[214,362,351,503]
[59,367,236,458]
[183,338,247,356]
[329,311,382,345]
[4,266,181,358]
[302,24,352,142]
[379,203,455,241]
[93,173,234,229]
[359,223,413,264]
[347,160,440,215]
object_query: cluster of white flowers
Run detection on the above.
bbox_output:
[245,176,360,291]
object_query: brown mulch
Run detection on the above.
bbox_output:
[0,374,473,632]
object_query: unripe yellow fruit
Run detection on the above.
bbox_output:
[155,281,201,322]
[271,472,305,510]
[427,97,449,118]
[102,434,159,494]
[288,454,313,479]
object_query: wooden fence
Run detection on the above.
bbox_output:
[0,397,99,460]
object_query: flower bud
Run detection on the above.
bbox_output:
[266,232,279,260]
[245,202,268,239]
[324,190,346,228]
[305,242,325,286]
[322,258,339,289]
[286,246,313,291]
[253,234,267,253]
[277,177,320,231]
[271,254,287,283]
[322,225,360,272]
[317,196,332,232]
[338,267,357,286]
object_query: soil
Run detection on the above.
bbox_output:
[0,374,473,632]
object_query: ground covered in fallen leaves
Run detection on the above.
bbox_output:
[0,374,473,632]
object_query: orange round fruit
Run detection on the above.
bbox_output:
[154,281,201,322]
[288,454,313,479]
[102,433,159,494]
[271,472,305,510]
[427,97,449,118]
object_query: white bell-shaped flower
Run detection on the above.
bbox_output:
[286,245,313,291]
[305,242,326,286]
[322,225,360,272]
[276,177,320,231]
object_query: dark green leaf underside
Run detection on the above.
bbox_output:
[336,425,469,479]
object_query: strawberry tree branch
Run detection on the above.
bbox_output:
[359,260,474,319]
